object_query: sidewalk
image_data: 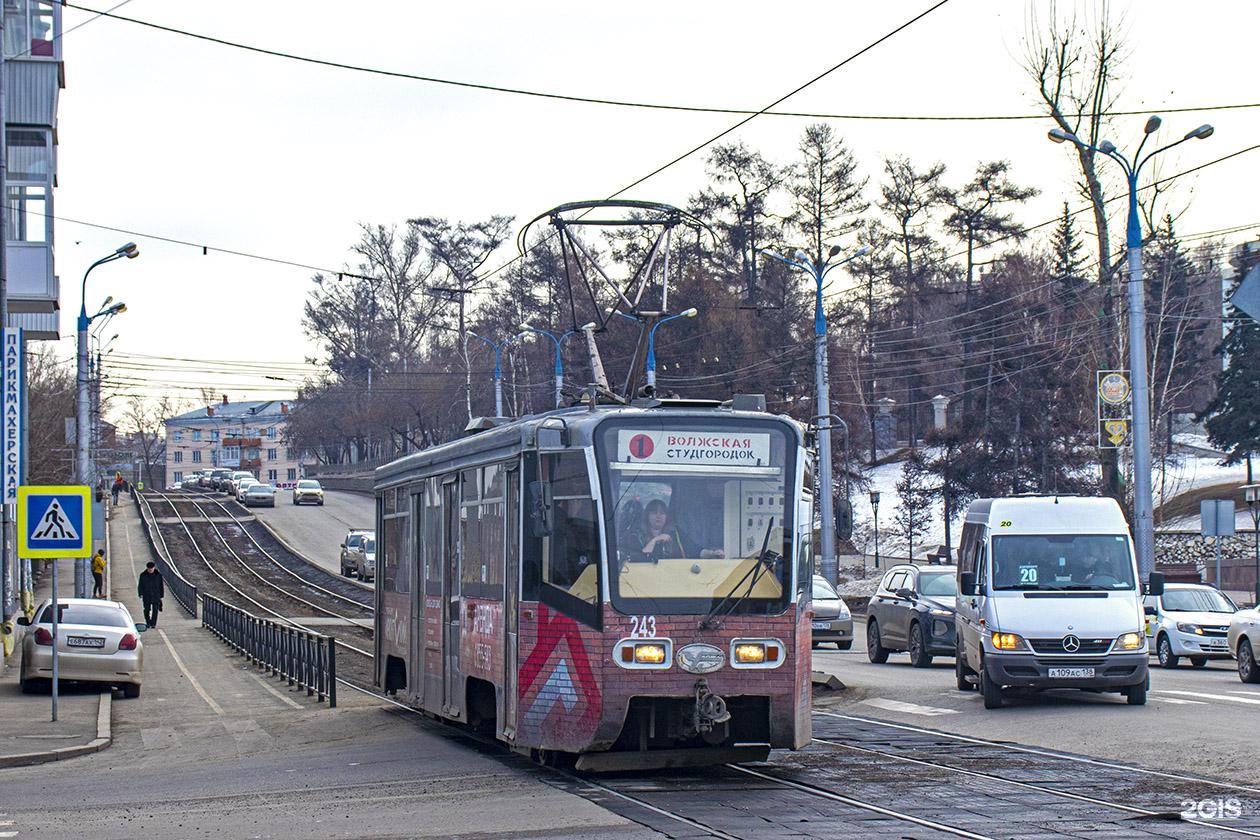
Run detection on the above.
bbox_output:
[0,548,112,767]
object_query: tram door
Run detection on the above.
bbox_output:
[502,465,520,739]
[441,476,464,719]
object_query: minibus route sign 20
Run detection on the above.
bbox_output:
[617,430,770,466]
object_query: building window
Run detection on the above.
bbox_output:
[267,448,277,461]
[212,430,220,441]
[287,468,296,481]
[5,185,46,243]
[172,431,183,443]
[267,469,277,481]
[7,129,50,182]
[192,450,202,463]
[266,427,276,439]
[223,445,240,460]
[173,471,183,484]
[286,447,296,459]
[173,451,183,464]
[3,1,58,60]
[192,430,202,442]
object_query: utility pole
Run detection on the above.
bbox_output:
[0,6,10,629]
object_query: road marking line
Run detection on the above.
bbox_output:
[247,672,303,709]
[0,831,17,838]
[861,698,959,716]
[1156,697,1209,705]
[157,629,224,716]
[1155,689,1260,706]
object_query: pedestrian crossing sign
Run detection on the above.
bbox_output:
[17,485,92,558]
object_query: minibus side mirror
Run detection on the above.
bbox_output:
[1147,572,1165,597]
[1143,605,1156,616]
[15,615,29,626]
[527,480,554,538]
[959,572,976,596]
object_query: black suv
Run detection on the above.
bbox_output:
[209,468,234,491]
[866,564,958,667]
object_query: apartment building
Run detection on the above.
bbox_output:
[5,0,63,339]
[165,398,313,489]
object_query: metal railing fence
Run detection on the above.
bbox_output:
[201,594,337,707]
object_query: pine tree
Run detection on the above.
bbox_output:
[1199,247,1260,464]
[893,451,937,560]
[1049,202,1087,298]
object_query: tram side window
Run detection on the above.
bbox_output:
[461,464,507,598]
[382,502,410,594]
[423,478,442,592]
[540,453,599,614]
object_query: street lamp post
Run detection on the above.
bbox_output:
[1246,484,1260,605]
[646,308,697,391]
[870,490,881,572]
[1049,118,1213,578]
[76,243,137,597]
[761,245,870,584]
[521,324,578,408]
[466,330,527,418]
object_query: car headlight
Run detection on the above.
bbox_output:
[836,602,851,619]
[990,631,1025,651]
[929,608,953,617]
[1114,631,1145,650]
[1176,622,1204,635]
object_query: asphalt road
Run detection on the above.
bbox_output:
[250,489,375,577]
[813,614,1260,784]
[0,503,658,840]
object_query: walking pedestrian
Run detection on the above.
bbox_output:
[111,476,124,504]
[137,561,164,628]
[91,549,107,598]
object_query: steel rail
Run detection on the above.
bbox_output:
[146,491,372,659]
[816,711,1260,796]
[810,736,1260,838]
[171,490,371,610]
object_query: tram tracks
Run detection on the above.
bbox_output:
[141,490,375,688]
[137,492,1260,838]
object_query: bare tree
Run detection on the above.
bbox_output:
[123,394,182,488]
[786,123,869,263]
[26,346,75,484]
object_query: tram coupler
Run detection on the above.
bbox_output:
[689,679,731,738]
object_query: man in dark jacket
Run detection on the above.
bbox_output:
[137,561,165,628]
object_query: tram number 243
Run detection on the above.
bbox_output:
[630,615,658,638]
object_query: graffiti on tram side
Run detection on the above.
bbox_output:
[382,603,409,650]
[517,603,601,750]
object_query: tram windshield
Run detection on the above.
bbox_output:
[597,419,795,616]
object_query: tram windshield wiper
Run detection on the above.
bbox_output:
[699,518,779,630]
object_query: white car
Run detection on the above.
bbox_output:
[293,479,324,506]
[1228,601,1260,683]
[18,598,146,697]
[1144,583,1237,668]
[235,478,259,502]
[226,471,256,494]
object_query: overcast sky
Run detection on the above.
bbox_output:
[51,0,1260,415]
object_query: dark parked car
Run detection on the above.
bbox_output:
[866,563,958,667]
[811,575,853,649]
[208,468,234,491]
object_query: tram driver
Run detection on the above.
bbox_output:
[627,499,726,562]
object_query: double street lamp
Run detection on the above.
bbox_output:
[1048,118,1214,578]
[77,243,137,597]
[520,323,578,408]
[614,308,698,392]
[760,244,870,584]
[466,330,527,418]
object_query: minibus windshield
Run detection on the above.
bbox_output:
[991,535,1135,591]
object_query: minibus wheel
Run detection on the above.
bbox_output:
[980,665,1003,709]
[955,640,976,691]
[1125,678,1148,705]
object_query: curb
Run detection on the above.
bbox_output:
[0,691,112,769]
[252,516,373,593]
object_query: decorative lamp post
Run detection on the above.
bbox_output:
[1048,118,1214,578]
[760,244,870,584]
[521,323,578,408]
[870,490,881,571]
[466,330,527,418]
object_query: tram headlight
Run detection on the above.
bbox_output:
[632,643,667,665]
[730,640,782,668]
[734,643,767,664]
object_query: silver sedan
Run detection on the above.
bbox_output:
[18,598,146,697]
[243,483,277,507]
[1229,602,1260,683]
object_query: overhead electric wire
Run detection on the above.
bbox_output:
[60,2,1260,124]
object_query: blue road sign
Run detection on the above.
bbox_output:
[17,485,92,558]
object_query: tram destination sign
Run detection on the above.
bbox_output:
[617,430,771,467]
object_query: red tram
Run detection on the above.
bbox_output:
[373,398,813,769]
